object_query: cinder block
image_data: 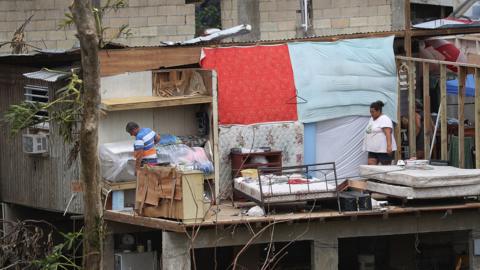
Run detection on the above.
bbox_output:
[358,6,378,16]
[176,25,194,35]
[0,1,16,11]
[278,20,296,31]
[16,1,33,10]
[368,0,387,6]
[185,4,195,15]
[320,8,340,18]
[139,26,157,37]
[109,17,129,27]
[313,0,332,9]
[368,15,389,26]
[260,11,270,22]
[6,11,25,21]
[45,10,67,20]
[138,6,157,17]
[350,16,368,27]
[261,22,278,31]
[166,15,185,25]
[35,0,55,9]
[54,0,70,9]
[333,0,352,8]
[158,5,177,16]
[115,7,139,18]
[166,0,182,4]
[27,31,47,41]
[269,11,296,22]
[185,15,195,25]
[31,20,56,31]
[313,19,331,29]
[56,39,75,49]
[341,6,360,17]
[269,31,292,40]
[331,18,350,28]
[147,16,167,26]
[157,25,177,35]
[377,5,391,15]
[260,1,276,11]
[129,17,148,27]
[46,30,66,41]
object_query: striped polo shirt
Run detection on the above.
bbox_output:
[134,128,157,161]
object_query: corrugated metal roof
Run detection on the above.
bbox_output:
[23,68,71,82]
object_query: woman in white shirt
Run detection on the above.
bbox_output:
[364,101,397,165]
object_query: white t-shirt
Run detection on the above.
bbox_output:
[363,114,397,153]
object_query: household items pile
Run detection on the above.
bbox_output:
[99,136,213,182]
[135,166,209,222]
[359,165,480,199]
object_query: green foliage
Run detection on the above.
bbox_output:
[195,0,222,35]
[4,69,83,143]
[58,0,131,48]
[32,230,83,270]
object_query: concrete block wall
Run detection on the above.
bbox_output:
[222,0,394,41]
[0,0,196,54]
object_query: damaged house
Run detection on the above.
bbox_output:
[1,0,480,270]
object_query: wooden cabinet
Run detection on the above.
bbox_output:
[230,151,282,178]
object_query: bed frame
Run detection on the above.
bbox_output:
[234,162,342,213]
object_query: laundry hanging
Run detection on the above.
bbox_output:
[288,36,398,123]
[200,45,298,125]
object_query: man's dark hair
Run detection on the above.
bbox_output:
[125,122,139,133]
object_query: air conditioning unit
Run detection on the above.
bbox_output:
[22,134,48,154]
[114,251,157,270]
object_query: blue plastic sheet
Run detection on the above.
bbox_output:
[446,74,476,97]
[288,36,398,123]
[303,123,316,165]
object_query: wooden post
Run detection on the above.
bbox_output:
[423,62,431,157]
[440,64,448,160]
[475,68,480,169]
[395,61,402,161]
[458,67,466,168]
[408,61,416,158]
[404,0,412,57]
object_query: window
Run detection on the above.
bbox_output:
[24,84,50,130]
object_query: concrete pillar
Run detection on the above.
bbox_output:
[103,232,115,270]
[469,230,480,270]
[162,231,191,270]
[311,238,338,270]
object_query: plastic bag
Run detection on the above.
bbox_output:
[99,141,136,182]
[156,144,214,174]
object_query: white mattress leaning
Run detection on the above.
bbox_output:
[359,165,480,188]
[234,175,338,203]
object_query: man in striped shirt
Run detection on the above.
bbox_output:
[126,122,160,172]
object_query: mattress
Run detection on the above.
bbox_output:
[365,181,480,199]
[219,121,304,198]
[234,176,337,203]
[359,165,480,188]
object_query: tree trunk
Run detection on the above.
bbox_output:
[71,1,103,269]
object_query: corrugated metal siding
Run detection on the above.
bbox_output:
[0,64,82,213]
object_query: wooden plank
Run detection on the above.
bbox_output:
[476,68,480,169]
[99,47,202,77]
[404,0,412,57]
[423,62,431,156]
[103,210,186,232]
[104,181,137,191]
[408,61,416,158]
[458,67,466,168]
[440,64,448,160]
[396,56,480,69]
[212,71,220,202]
[101,95,213,111]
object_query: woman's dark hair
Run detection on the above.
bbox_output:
[370,100,385,112]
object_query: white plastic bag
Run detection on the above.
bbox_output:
[99,141,136,182]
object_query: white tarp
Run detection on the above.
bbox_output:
[315,116,370,180]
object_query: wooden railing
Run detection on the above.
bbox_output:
[395,56,480,169]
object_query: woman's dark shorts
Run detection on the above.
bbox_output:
[368,152,394,165]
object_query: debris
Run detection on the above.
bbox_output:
[246,205,265,216]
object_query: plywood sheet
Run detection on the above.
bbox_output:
[99,47,202,77]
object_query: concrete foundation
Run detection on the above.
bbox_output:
[156,209,480,270]
[162,231,191,270]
